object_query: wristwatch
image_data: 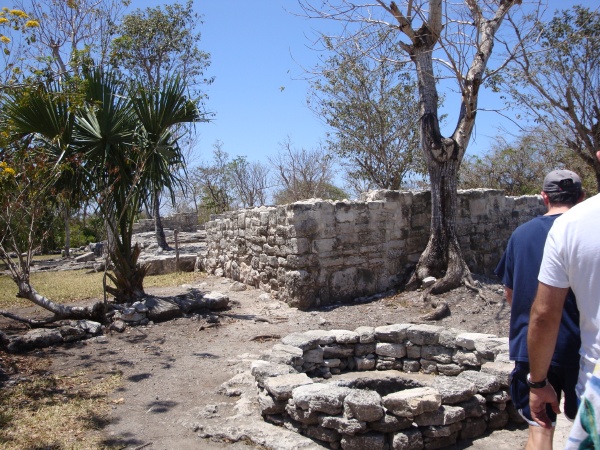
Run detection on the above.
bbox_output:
[527,373,548,389]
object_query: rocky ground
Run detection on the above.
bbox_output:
[0,233,574,449]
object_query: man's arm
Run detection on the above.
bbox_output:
[527,282,569,428]
[504,287,513,306]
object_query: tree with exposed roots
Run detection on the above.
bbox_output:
[299,0,537,294]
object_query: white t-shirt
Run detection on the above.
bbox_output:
[538,193,600,392]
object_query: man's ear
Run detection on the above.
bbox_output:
[541,191,550,206]
[578,191,586,203]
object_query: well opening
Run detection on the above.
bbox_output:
[251,323,523,450]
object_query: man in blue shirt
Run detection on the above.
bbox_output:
[495,169,584,450]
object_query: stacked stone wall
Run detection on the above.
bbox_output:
[252,323,519,449]
[200,189,544,309]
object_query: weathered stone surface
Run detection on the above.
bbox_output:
[374,324,410,343]
[414,405,466,426]
[199,291,230,310]
[458,394,487,418]
[264,373,313,401]
[341,432,386,450]
[354,355,376,371]
[75,251,96,263]
[376,342,406,358]
[285,403,320,425]
[431,377,478,404]
[437,364,462,376]
[421,345,453,364]
[59,325,87,342]
[258,389,287,415]
[303,347,324,364]
[407,324,442,345]
[267,344,305,366]
[422,421,462,438]
[355,326,376,343]
[452,350,481,367]
[486,406,509,430]
[370,412,413,433]
[319,415,367,435]
[480,361,513,387]
[323,344,355,359]
[292,383,351,414]
[343,389,384,422]
[455,332,496,350]
[304,425,340,443]
[392,428,423,450]
[281,332,321,351]
[303,329,336,345]
[330,329,359,344]
[383,387,442,418]
[460,416,487,440]
[143,296,182,322]
[355,342,376,356]
[457,371,501,394]
[251,360,295,387]
[7,329,62,353]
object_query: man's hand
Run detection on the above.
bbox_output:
[529,384,561,428]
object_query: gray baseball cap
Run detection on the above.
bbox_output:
[543,169,582,193]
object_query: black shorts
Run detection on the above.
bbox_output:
[510,361,579,425]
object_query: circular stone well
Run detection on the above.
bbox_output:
[251,323,523,449]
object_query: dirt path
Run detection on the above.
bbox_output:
[9,274,574,449]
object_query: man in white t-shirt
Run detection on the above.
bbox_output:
[527,151,600,447]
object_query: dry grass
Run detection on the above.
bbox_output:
[0,353,122,449]
[0,270,206,309]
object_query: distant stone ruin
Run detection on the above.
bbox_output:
[251,323,520,449]
[199,189,544,309]
[133,212,199,233]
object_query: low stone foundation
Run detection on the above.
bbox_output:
[251,324,521,449]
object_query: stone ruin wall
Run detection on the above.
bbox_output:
[199,189,545,309]
[133,212,198,233]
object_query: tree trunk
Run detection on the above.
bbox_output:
[154,191,170,250]
[405,24,472,293]
[64,204,71,257]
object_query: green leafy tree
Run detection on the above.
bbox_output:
[461,126,598,196]
[308,31,424,195]
[504,6,600,191]
[110,0,212,249]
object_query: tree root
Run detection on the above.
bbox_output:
[420,300,450,321]
[0,310,58,326]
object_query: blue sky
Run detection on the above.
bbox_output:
[132,1,599,171]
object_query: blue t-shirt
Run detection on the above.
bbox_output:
[495,214,580,368]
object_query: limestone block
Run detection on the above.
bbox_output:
[422,421,462,438]
[458,394,487,418]
[364,414,410,435]
[142,296,182,322]
[382,387,442,418]
[323,358,342,368]
[303,329,337,345]
[319,415,367,435]
[421,345,453,364]
[438,328,463,349]
[374,324,411,343]
[460,417,487,440]
[323,344,355,359]
[420,359,438,374]
[251,360,295,387]
[391,428,423,450]
[479,362,511,389]
[299,346,322,364]
[431,377,478,404]
[414,405,466,426]
[343,390,384,422]
[267,344,304,367]
[305,425,340,443]
[264,373,313,401]
[486,389,510,404]
[457,371,501,394]
[59,325,87,342]
[281,332,321,351]
[354,355,376,371]
[452,350,481,367]
[75,251,96,263]
[285,402,320,425]
[403,360,421,373]
[355,326,376,343]
[292,383,351,415]
[355,342,376,356]
[199,291,230,310]
[455,332,496,351]
[331,329,359,344]
[437,364,462,376]
[486,406,509,430]
[407,324,443,345]
[258,389,287,415]
[341,432,387,450]
[376,342,407,358]
[406,342,422,359]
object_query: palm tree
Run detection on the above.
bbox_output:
[131,75,203,251]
